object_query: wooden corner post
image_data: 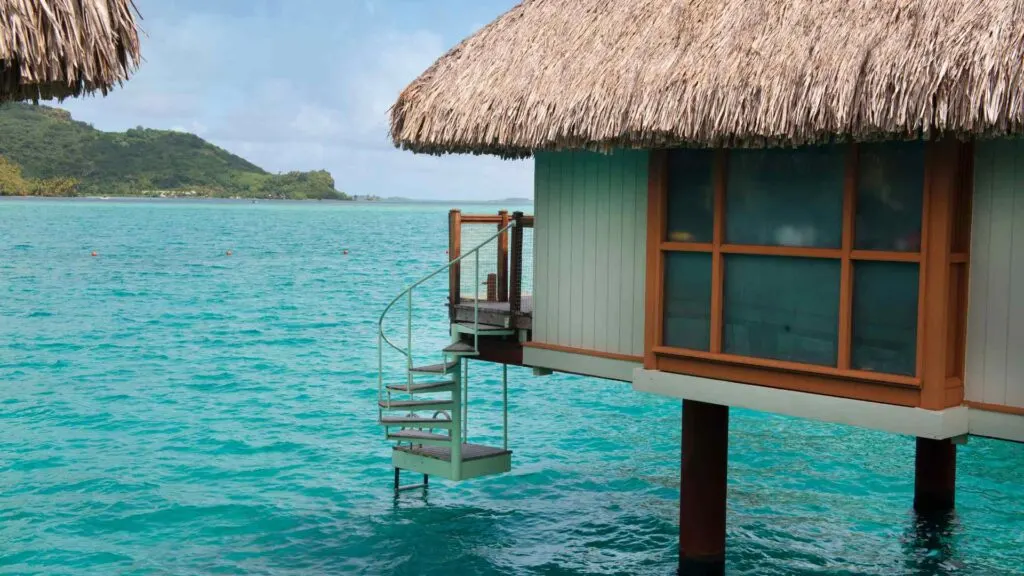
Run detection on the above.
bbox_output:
[913,139,971,515]
[498,210,510,302]
[509,211,524,317]
[449,209,462,320]
[644,150,668,369]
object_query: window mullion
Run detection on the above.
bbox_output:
[709,149,727,353]
[838,145,858,370]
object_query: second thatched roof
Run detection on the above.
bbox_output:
[0,0,142,102]
[391,0,1024,158]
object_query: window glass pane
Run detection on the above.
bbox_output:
[667,150,714,243]
[724,255,840,365]
[855,142,924,251]
[726,146,846,248]
[852,261,919,375]
[663,252,712,350]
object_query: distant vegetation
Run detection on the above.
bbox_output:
[0,156,78,197]
[0,104,349,200]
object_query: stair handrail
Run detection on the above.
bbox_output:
[377,219,517,407]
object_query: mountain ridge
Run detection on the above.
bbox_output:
[0,104,349,200]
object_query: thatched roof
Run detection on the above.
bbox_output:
[390,0,1024,158]
[0,0,141,102]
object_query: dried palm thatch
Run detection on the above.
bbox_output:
[391,0,1024,157]
[0,0,141,102]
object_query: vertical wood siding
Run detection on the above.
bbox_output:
[533,150,648,357]
[966,139,1024,408]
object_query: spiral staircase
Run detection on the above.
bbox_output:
[377,215,523,492]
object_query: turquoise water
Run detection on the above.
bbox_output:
[1,199,1023,575]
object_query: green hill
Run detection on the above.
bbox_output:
[0,103,349,200]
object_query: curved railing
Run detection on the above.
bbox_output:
[377,219,517,407]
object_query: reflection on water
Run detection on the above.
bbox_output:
[902,511,961,575]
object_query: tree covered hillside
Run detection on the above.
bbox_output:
[0,104,349,200]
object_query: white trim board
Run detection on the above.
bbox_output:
[633,368,969,440]
[523,346,639,382]
[968,408,1024,443]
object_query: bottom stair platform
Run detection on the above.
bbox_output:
[392,442,512,482]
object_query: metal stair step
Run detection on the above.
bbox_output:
[442,341,478,355]
[408,360,458,375]
[379,399,453,410]
[388,429,451,445]
[385,380,455,393]
[394,442,512,462]
[381,415,453,429]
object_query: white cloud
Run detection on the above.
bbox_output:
[170,121,208,135]
[289,104,346,139]
[341,29,446,134]
[58,0,533,200]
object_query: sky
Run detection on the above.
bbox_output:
[61,0,531,200]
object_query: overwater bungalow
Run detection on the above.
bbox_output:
[378,1,1024,573]
[0,0,140,102]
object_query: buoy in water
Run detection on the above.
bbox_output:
[91,251,98,257]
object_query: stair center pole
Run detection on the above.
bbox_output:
[378,333,384,416]
[474,250,480,351]
[502,363,508,451]
[406,290,413,389]
[463,358,469,442]
[450,360,462,481]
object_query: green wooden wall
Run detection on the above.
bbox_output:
[967,139,1024,410]
[532,150,649,357]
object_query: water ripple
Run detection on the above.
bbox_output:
[1,199,1022,575]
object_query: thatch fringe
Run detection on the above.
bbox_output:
[391,0,1024,158]
[0,0,142,102]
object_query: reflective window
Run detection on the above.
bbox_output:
[724,255,841,366]
[663,252,713,350]
[852,261,919,375]
[666,150,714,243]
[856,142,924,252]
[726,146,846,248]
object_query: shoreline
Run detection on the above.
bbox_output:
[0,195,534,205]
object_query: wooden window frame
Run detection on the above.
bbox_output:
[644,141,972,409]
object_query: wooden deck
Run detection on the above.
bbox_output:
[453,295,532,329]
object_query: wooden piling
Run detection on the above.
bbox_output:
[914,437,956,513]
[680,400,728,576]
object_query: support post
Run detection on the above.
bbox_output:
[509,211,524,317]
[914,437,956,513]
[394,468,430,494]
[498,210,509,302]
[680,400,728,576]
[448,209,462,321]
[486,273,497,302]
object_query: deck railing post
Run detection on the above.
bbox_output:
[448,209,462,321]
[497,210,509,302]
[509,211,525,318]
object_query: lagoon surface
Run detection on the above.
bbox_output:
[2,199,1023,575]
